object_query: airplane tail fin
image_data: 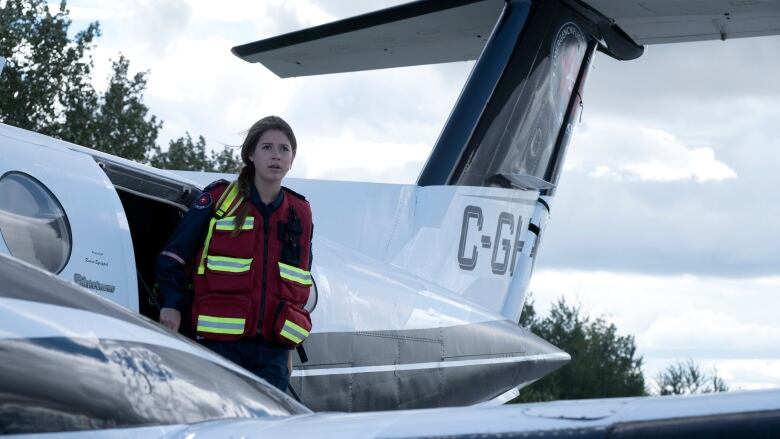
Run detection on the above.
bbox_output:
[383,184,550,323]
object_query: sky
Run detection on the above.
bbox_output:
[59,0,780,392]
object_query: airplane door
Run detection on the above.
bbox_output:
[0,126,138,311]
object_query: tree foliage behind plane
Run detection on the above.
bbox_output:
[654,359,729,395]
[151,133,243,173]
[0,0,240,172]
[515,296,734,402]
[514,296,646,402]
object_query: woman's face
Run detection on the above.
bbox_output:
[249,129,294,185]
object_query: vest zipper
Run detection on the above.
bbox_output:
[260,218,270,333]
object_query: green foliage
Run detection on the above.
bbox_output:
[87,55,162,162]
[209,144,243,174]
[514,296,646,402]
[0,0,240,171]
[0,0,100,135]
[654,359,728,395]
[151,132,241,173]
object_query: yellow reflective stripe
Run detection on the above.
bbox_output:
[206,256,252,273]
[216,182,241,216]
[280,329,303,344]
[197,182,250,276]
[197,314,246,335]
[198,315,245,324]
[197,217,218,275]
[213,182,234,215]
[215,216,254,231]
[280,319,309,345]
[225,199,242,217]
[284,319,310,337]
[278,262,312,286]
[279,262,309,277]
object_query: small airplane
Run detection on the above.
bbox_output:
[1,0,779,434]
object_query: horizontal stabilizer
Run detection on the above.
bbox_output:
[585,0,780,45]
[232,0,504,77]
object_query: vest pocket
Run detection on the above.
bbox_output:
[277,262,311,304]
[209,222,256,259]
[205,255,254,292]
[271,300,311,347]
[193,293,254,341]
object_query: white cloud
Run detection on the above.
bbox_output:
[528,270,780,389]
[568,118,737,183]
[293,134,429,183]
[122,0,193,56]
[638,310,780,352]
[187,0,333,28]
[65,4,122,21]
[529,270,780,342]
[708,360,780,390]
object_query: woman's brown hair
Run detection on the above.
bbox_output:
[232,116,296,234]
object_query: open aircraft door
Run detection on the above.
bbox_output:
[0,124,139,311]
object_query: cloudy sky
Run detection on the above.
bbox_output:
[62,0,780,391]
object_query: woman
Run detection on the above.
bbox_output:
[156,115,314,392]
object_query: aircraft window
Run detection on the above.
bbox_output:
[0,172,71,273]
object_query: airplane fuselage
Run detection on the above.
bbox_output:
[0,122,567,411]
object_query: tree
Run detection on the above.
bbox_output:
[0,0,100,136]
[654,359,728,395]
[151,132,242,173]
[0,1,158,161]
[81,55,162,162]
[209,143,243,174]
[1,0,240,170]
[514,296,646,402]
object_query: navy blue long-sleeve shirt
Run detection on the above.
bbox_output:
[155,181,285,311]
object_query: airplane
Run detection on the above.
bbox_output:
[1,0,779,432]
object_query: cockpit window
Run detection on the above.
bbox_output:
[0,172,72,273]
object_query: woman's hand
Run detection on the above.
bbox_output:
[159,307,181,332]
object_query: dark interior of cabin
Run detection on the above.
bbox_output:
[116,190,184,322]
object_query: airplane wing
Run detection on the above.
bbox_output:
[231,0,505,77]
[587,0,780,45]
[175,390,780,438]
[232,0,780,77]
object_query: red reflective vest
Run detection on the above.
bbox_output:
[191,181,313,346]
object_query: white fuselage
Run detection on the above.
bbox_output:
[0,122,566,411]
